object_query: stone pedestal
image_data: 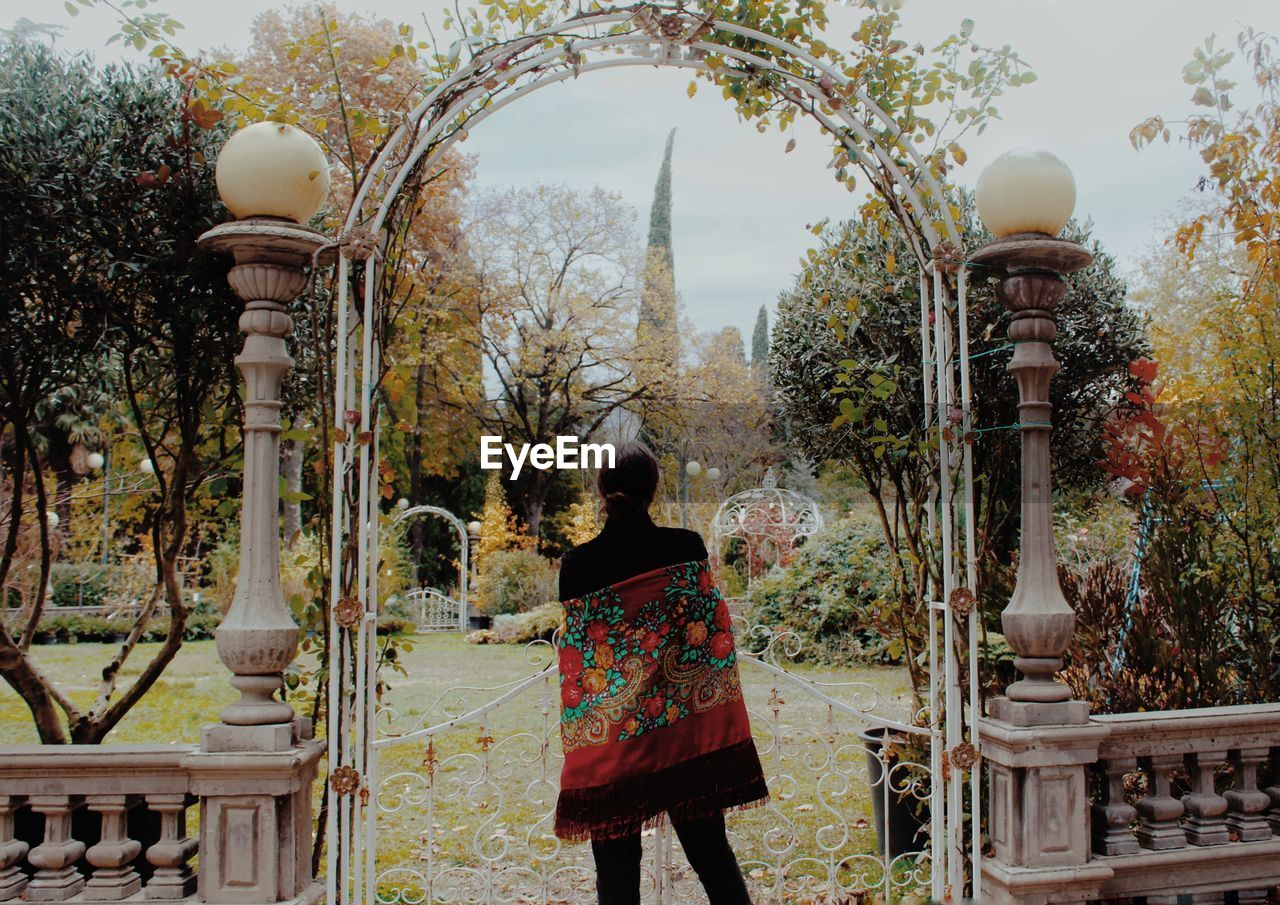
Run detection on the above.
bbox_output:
[182,738,325,905]
[980,717,1114,904]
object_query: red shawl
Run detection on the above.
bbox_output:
[555,558,768,841]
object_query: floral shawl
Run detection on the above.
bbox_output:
[555,558,768,841]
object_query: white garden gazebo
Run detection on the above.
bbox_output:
[708,466,824,593]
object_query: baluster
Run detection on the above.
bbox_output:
[1266,746,1280,835]
[1237,891,1269,904]
[1091,757,1139,855]
[83,795,141,900]
[1135,754,1185,850]
[1224,747,1272,842]
[143,795,197,899]
[0,796,28,900]
[26,795,85,901]
[1181,750,1229,846]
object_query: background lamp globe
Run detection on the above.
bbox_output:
[214,122,331,224]
[975,148,1076,238]
[139,458,155,475]
[86,452,105,471]
[685,460,702,478]
[467,520,483,535]
[396,498,410,511]
[706,467,721,482]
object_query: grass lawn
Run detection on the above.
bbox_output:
[1,635,930,902]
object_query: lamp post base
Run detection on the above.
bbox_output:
[989,696,1090,727]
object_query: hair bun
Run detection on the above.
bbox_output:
[603,490,635,513]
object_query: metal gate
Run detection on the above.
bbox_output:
[347,623,941,904]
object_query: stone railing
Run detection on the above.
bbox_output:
[981,702,1280,904]
[0,746,197,902]
[1087,704,1280,902]
[0,737,324,905]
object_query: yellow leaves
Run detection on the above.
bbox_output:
[885,253,897,274]
[687,80,697,99]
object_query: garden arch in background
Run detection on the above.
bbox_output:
[326,5,983,901]
[710,467,824,600]
[388,506,470,632]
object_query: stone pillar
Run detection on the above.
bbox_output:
[970,234,1094,724]
[467,523,481,629]
[194,218,331,905]
[199,219,330,733]
[971,234,1110,903]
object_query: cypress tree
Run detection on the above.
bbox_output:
[639,129,677,332]
[751,304,769,371]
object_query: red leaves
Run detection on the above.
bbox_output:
[1128,356,1159,385]
[135,164,171,189]
[184,98,224,130]
[1101,356,1225,494]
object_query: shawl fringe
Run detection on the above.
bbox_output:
[555,737,769,842]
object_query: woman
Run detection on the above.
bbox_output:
[555,440,768,905]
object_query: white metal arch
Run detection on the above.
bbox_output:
[327,6,983,902]
[388,504,470,633]
[342,12,962,258]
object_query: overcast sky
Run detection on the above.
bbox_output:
[6,0,1275,341]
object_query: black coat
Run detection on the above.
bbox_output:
[558,509,707,602]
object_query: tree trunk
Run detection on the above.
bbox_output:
[281,438,303,548]
[407,341,431,584]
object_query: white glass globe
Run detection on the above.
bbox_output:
[87,452,105,471]
[467,520,483,535]
[396,498,411,510]
[46,511,60,528]
[975,148,1076,239]
[215,122,331,224]
[706,467,721,482]
[686,460,702,477]
[139,458,155,475]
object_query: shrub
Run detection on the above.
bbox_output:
[376,615,415,636]
[745,516,895,664]
[475,549,558,617]
[474,601,563,645]
[49,564,109,609]
[31,610,220,643]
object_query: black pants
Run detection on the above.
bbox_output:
[590,812,751,905]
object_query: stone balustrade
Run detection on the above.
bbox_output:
[981,702,1280,903]
[1086,703,1280,902]
[0,739,324,905]
[0,746,197,902]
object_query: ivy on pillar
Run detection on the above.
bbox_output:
[970,149,1113,904]
[187,121,331,905]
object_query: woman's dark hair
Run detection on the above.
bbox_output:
[596,440,660,516]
